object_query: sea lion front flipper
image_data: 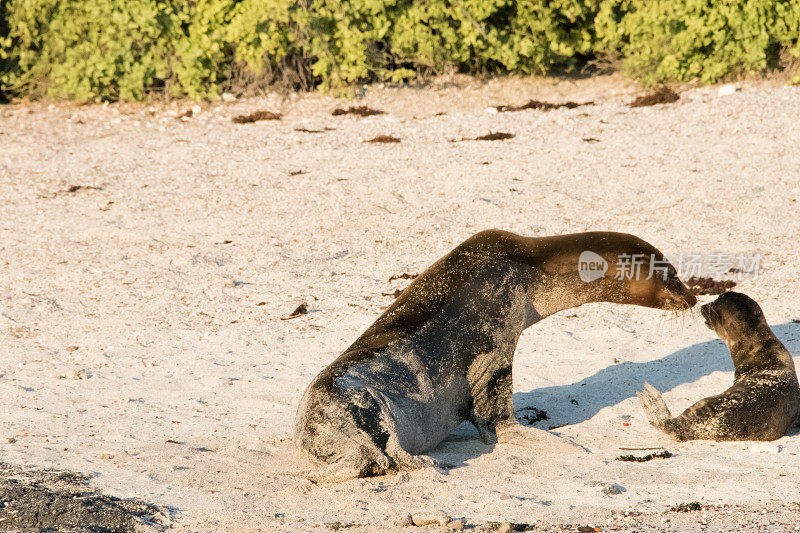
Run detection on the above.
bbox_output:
[637,383,673,430]
[466,352,515,445]
[384,435,443,472]
[304,446,393,483]
[495,421,588,454]
[470,416,498,445]
[304,461,366,484]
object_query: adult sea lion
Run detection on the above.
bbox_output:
[296,230,696,481]
[638,291,800,441]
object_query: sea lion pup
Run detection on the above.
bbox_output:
[638,292,800,441]
[296,230,696,482]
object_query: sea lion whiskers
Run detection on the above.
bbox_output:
[655,305,692,332]
[675,305,693,328]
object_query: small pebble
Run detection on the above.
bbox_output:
[411,511,451,527]
[496,522,512,533]
[602,483,625,495]
[717,84,741,97]
[394,514,413,527]
[447,518,465,530]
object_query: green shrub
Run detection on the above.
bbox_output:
[0,0,299,100]
[2,0,177,100]
[300,0,409,86]
[596,0,800,85]
[391,0,596,75]
[224,0,296,73]
[1,0,602,99]
[1,0,11,95]
[1,0,799,101]
[169,0,234,100]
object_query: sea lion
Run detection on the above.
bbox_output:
[638,291,800,441]
[296,230,696,481]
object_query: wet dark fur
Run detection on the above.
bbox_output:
[296,230,696,480]
[639,292,800,441]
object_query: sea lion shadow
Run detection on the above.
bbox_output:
[431,322,800,468]
[514,322,800,428]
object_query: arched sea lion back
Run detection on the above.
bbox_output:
[296,230,697,482]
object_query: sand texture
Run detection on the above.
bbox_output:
[1,75,800,531]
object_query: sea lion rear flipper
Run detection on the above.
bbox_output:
[637,383,673,430]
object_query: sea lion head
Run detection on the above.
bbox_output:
[568,232,697,311]
[701,291,767,344]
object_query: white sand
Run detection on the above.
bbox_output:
[1,75,800,531]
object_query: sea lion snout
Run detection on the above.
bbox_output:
[660,291,696,311]
[700,301,719,329]
[684,290,698,308]
[656,277,697,310]
[675,286,697,309]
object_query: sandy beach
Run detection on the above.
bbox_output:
[1,74,799,531]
